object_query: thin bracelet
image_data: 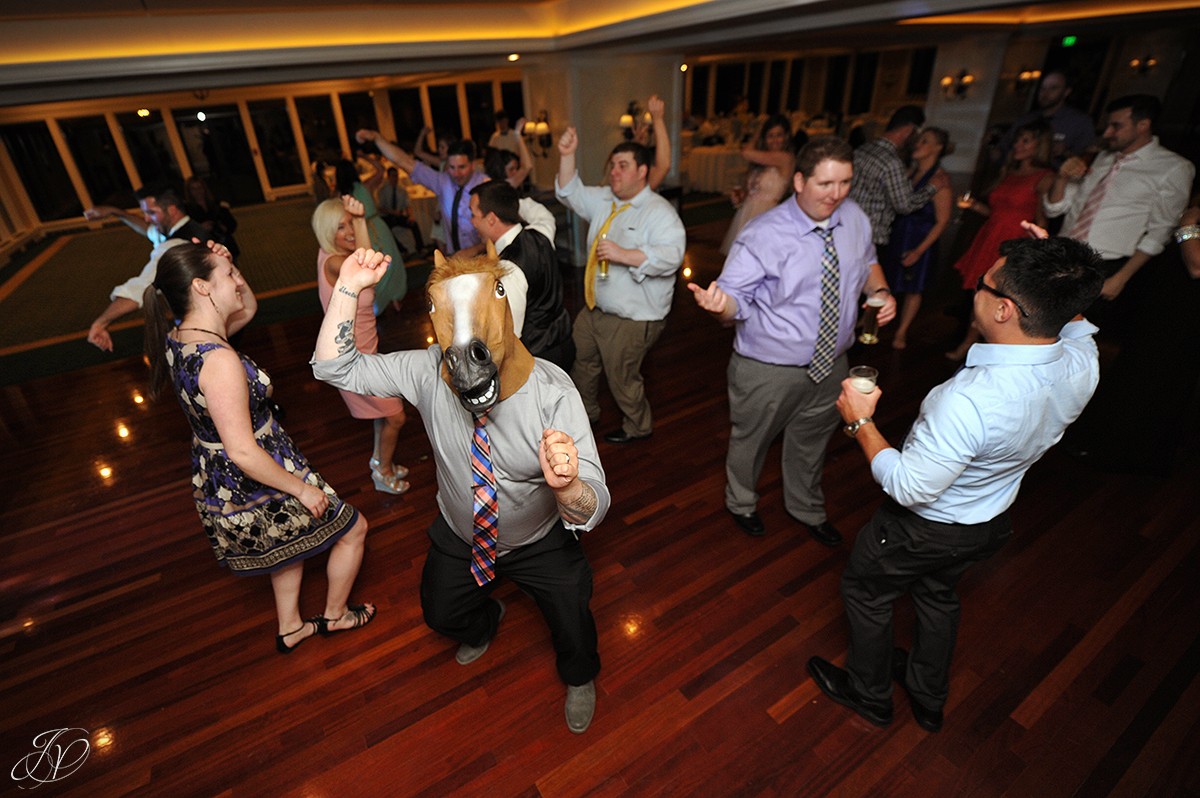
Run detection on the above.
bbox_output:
[1175,224,1200,245]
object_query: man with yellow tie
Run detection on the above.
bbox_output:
[555,126,686,443]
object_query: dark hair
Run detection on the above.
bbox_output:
[484,148,519,182]
[447,139,476,160]
[1041,68,1076,88]
[886,105,926,132]
[795,136,854,177]
[143,243,220,399]
[386,166,399,177]
[494,109,509,123]
[755,114,793,152]
[470,180,521,225]
[610,141,651,170]
[334,159,359,195]
[994,237,1105,337]
[1105,94,1161,130]
[136,184,186,212]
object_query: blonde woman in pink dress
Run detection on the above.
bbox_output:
[312,195,411,494]
[721,115,796,254]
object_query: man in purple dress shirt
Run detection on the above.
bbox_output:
[689,137,896,544]
[356,129,486,256]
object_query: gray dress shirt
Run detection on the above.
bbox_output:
[312,346,609,553]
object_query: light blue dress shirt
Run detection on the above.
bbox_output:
[872,319,1100,524]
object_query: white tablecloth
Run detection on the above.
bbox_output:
[686,146,747,193]
[389,183,437,251]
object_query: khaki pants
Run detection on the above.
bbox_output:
[570,307,666,437]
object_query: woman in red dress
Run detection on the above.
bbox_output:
[946,120,1056,359]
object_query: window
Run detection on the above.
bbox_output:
[747,61,766,114]
[907,48,937,97]
[714,63,746,114]
[464,81,495,149]
[787,60,806,110]
[338,91,378,141]
[690,64,711,118]
[247,100,305,187]
[388,87,425,151]
[0,122,80,221]
[117,110,183,191]
[173,105,262,205]
[427,84,462,142]
[848,52,879,115]
[767,60,786,113]
[500,80,525,122]
[823,55,851,114]
[58,115,135,208]
[294,95,340,166]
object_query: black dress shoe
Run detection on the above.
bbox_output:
[603,429,652,444]
[891,647,944,732]
[806,656,893,727]
[805,520,843,547]
[728,509,766,537]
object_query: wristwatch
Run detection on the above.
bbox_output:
[844,417,874,438]
[1175,224,1200,245]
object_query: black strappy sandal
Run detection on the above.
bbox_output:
[316,603,377,637]
[275,618,321,654]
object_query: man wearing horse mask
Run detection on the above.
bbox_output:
[312,246,610,734]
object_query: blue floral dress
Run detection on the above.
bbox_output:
[166,338,358,575]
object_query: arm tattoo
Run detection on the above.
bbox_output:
[557,482,598,525]
[337,285,359,299]
[334,320,355,354]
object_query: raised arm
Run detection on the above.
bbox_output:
[314,248,391,361]
[356,129,416,174]
[509,117,535,187]
[413,127,442,167]
[85,205,149,237]
[646,95,671,190]
[556,126,578,189]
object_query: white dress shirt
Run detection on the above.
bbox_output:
[1043,137,1194,260]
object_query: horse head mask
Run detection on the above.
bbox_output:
[427,242,534,415]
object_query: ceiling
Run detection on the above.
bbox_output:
[0,0,1197,106]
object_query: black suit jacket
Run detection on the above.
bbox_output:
[501,226,572,358]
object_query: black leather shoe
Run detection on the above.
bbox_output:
[603,429,652,444]
[807,656,892,727]
[891,648,944,732]
[805,520,843,547]
[729,509,766,537]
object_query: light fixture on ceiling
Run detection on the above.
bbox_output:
[507,53,520,62]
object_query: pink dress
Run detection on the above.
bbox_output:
[317,249,405,419]
[953,169,1051,289]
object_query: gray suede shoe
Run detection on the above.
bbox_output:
[455,599,505,665]
[565,680,596,733]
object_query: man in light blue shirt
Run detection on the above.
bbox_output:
[807,236,1105,732]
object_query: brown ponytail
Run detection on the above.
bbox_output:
[142,243,218,399]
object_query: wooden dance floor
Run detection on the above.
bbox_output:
[3,220,1199,796]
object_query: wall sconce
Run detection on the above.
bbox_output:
[939,69,975,100]
[1015,68,1042,92]
[619,101,653,140]
[523,111,552,157]
[1128,55,1158,73]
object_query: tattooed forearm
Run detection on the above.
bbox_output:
[557,481,598,525]
[337,285,358,299]
[334,320,355,354]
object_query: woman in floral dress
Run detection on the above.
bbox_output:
[143,240,376,653]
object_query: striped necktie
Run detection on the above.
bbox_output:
[469,413,499,586]
[584,201,631,310]
[809,227,841,383]
[1067,154,1123,242]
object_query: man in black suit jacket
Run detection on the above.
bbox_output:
[470,180,575,372]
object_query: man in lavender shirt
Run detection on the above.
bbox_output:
[689,137,895,544]
[356,129,486,256]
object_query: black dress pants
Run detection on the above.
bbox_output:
[841,499,1012,711]
[420,514,600,686]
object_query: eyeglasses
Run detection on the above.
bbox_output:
[976,274,1030,317]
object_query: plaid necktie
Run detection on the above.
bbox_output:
[583,201,631,310]
[809,227,841,383]
[469,413,499,586]
[1067,154,1123,242]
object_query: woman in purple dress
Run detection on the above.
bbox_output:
[143,241,376,654]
